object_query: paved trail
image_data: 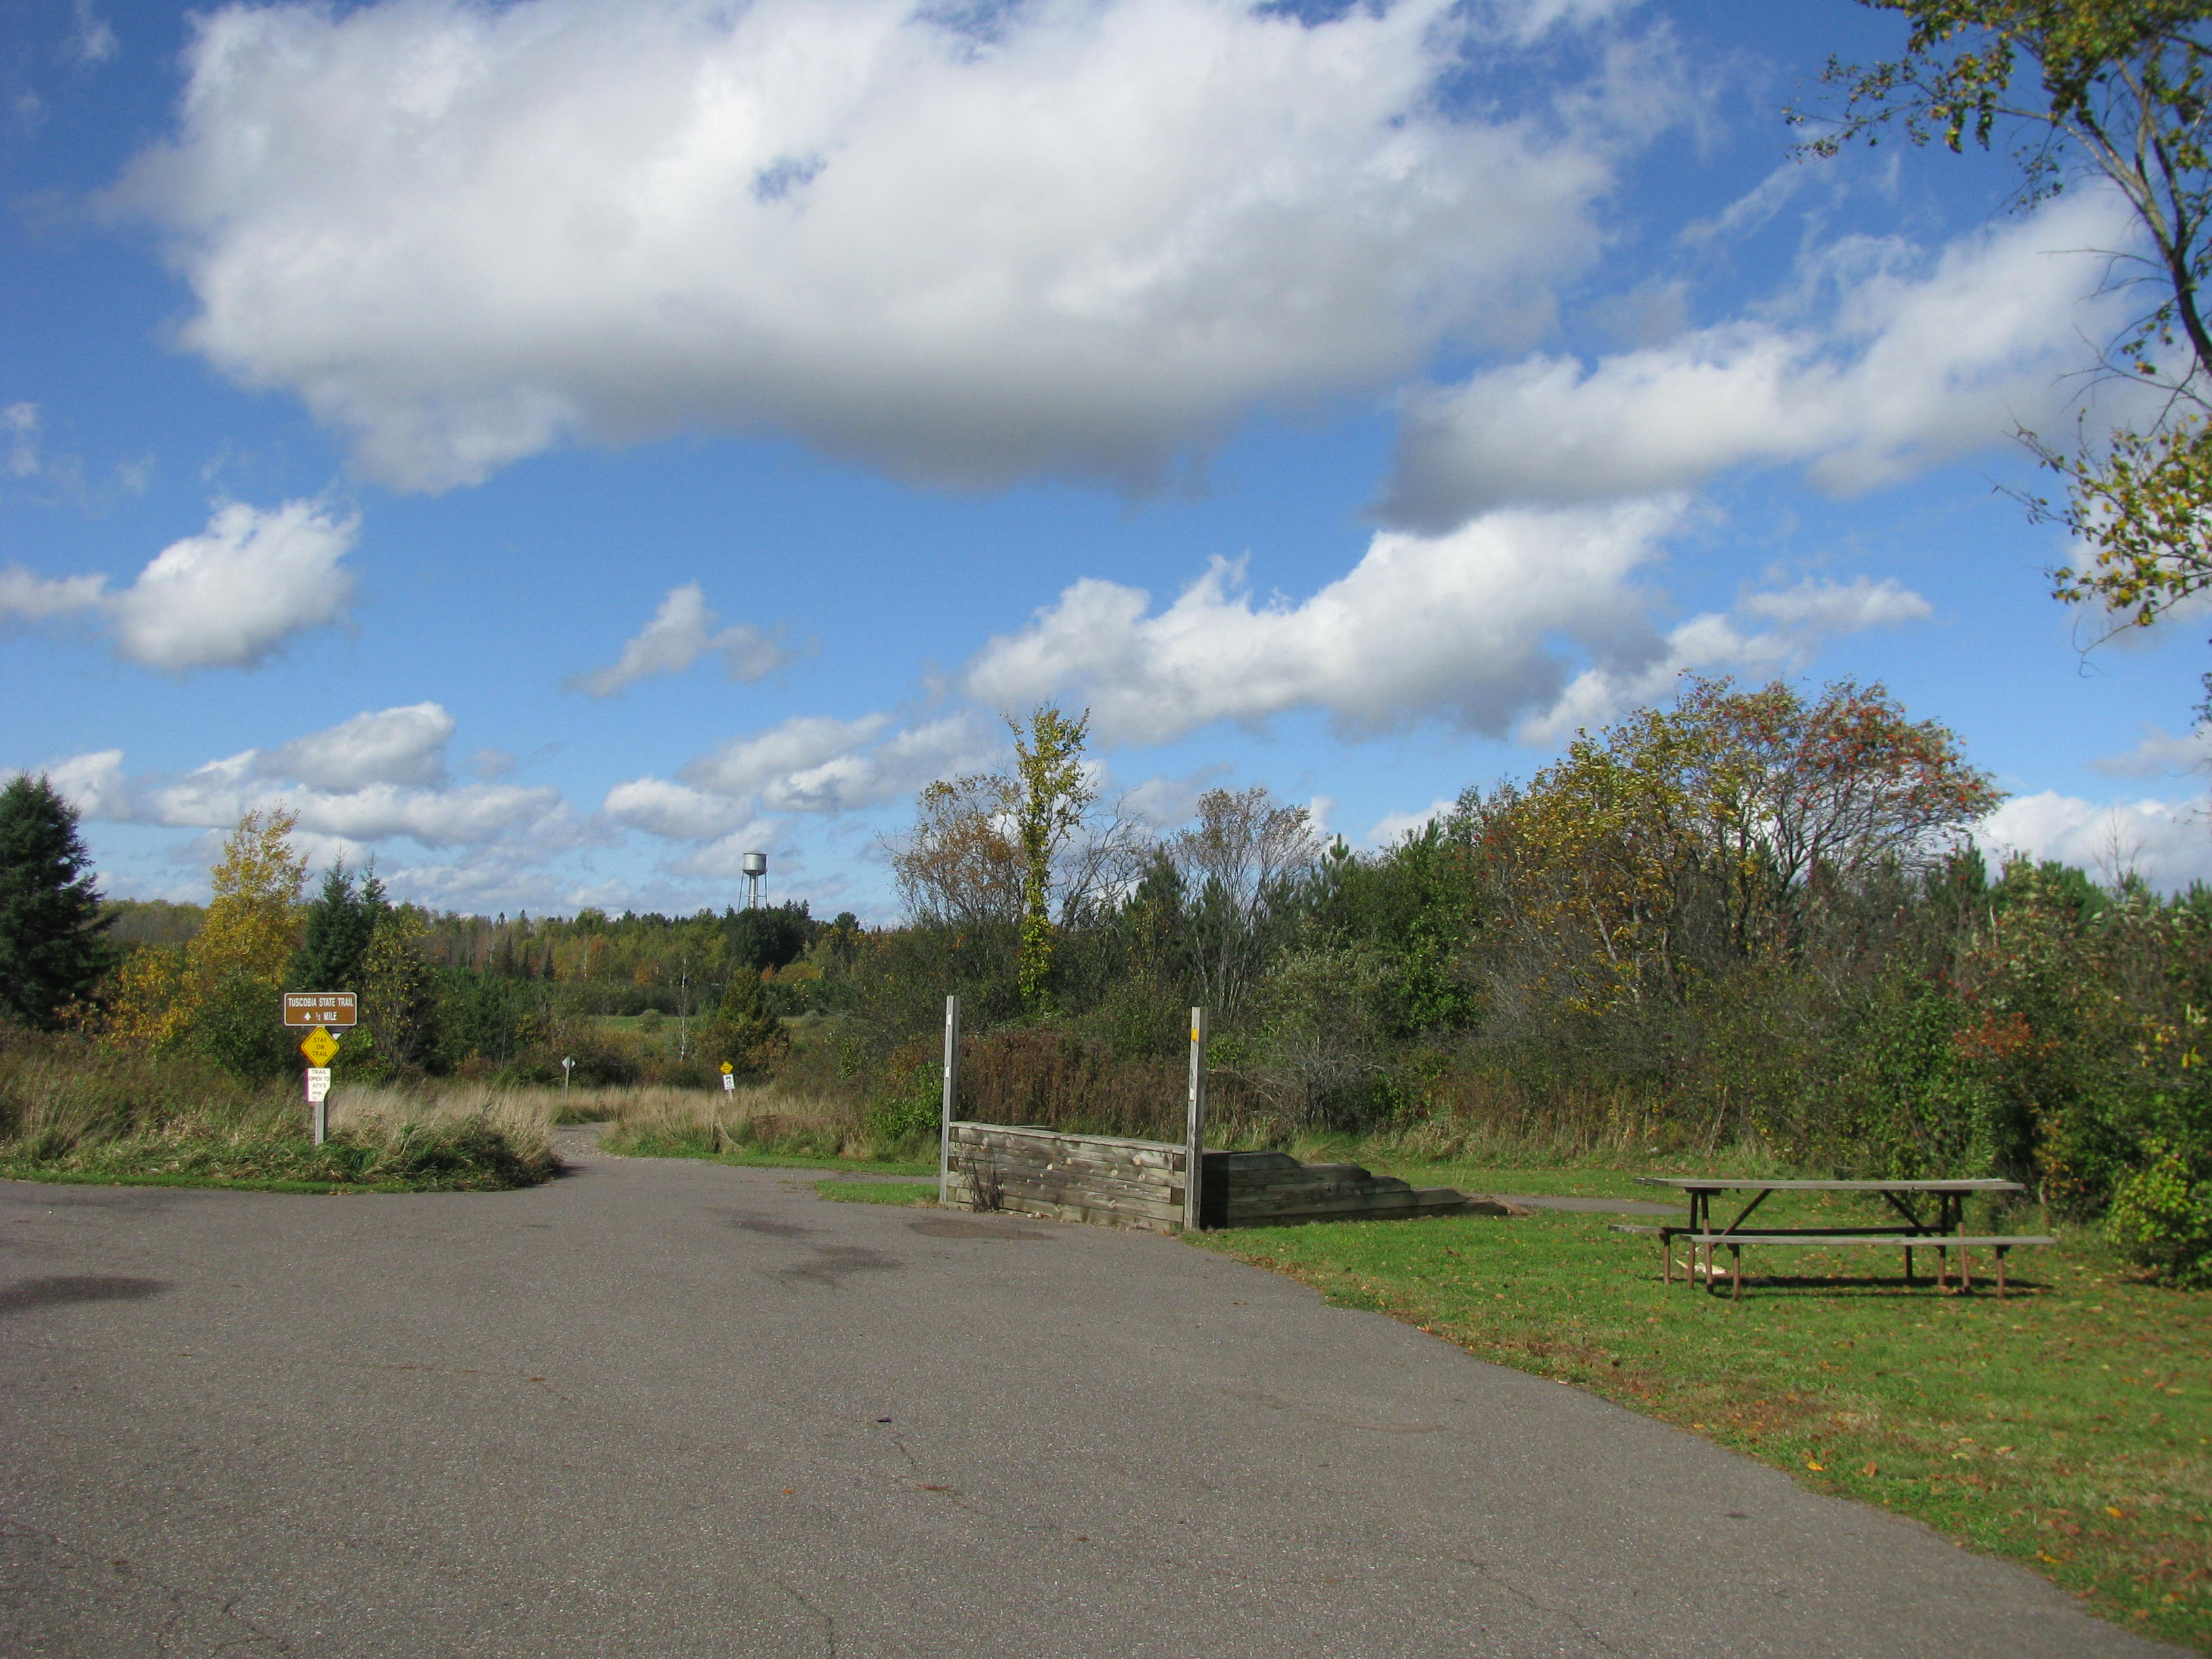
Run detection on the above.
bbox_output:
[0,1137,2172,1658]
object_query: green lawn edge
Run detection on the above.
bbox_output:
[810,1178,937,1206]
[599,1142,935,1177]
[1187,1201,2210,1654]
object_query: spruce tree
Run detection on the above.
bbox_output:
[293,860,385,993]
[0,774,117,1027]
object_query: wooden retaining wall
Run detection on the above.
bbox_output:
[942,1122,1481,1233]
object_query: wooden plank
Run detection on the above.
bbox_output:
[967,1146,1183,1178]
[996,1189,1183,1224]
[985,1147,1182,1180]
[943,1173,1184,1227]
[949,1122,1186,1157]
[997,1197,1181,1235]
[1225,1186,1465,1212]
[994,1176,1181,1210]
[1224,1181,1429,1208]
[1223,1195,1467,1223]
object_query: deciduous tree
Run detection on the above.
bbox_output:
[1801,2,2212,705]
[1011,705,1092,1012]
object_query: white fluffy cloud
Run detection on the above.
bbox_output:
[0,564,106,622]
[39,749,134,820]
[143,752,562,851]
[258,702,455,790]
[1380,190,2146,528]
[1980,792,2212,890]
[602,777,760,842]
[35,702,578,860]
[568,583,792,697]
[119,0,1634,492]
[962,504,1930,747]
[606,710,999,844]
[1521,575,1932,744]
[2092,724,2212,779]
[1366,798,1459,846]
[110,501,357,670]
[1,500,354,669]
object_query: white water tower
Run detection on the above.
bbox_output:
[741,850,766,910]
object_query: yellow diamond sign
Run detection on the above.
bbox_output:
[300,1025,340,1067]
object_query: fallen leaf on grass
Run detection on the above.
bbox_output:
[1862,1462,1878,1477]
[1805,1456,1826,1471]
[2108,1506,2127,1519]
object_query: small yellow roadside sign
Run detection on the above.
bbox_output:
[720,1061,735,1075]
[300,1026,340,1067]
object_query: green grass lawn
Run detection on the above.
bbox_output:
[1189,1176,2211,1653]
[811,1176,937,1206]
[611,1136,935,1177]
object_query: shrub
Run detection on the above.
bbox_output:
[864,1039,944,1150]
[2105,1142,2212,1288]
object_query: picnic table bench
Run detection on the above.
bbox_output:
[1615,1177,2055,1300]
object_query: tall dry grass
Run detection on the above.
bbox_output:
[0,1031,556,1189]
[583,1081,907,1162]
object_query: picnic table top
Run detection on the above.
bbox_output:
[1633,1176,2025,1193]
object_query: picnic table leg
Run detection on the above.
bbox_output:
[1996,1245,2009,1303]
[1729,1244,1744,1303]
[1903,1245,1914,1286]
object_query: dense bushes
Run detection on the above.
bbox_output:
[2105,1143,2212,1287]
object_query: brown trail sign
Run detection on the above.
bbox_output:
[282,992,357,1027]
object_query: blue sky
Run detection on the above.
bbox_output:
[4,0,2208,918]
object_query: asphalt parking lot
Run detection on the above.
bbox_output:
[0,1143,2174,1657]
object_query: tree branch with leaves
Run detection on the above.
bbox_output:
[1799,1,2212,711]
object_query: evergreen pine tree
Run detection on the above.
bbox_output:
[291,860,386,993]
[0,774,117,1027]
[701,970,788,1075]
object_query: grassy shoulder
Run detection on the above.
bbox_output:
[607,1134,935,1176]
[0,1166,468,1195]
[811,1177,937,1206]
[1189,1186,2211,1654]
[1,1036,560,1194]
[0,1119,556,1193]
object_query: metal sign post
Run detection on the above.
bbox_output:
[939,995,960,1206]
[561,1057,575,1094]
[304,1067,333,1144]
[284,995,352,1147]
[1185,1006,1208,1232]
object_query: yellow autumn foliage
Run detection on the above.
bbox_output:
[104,810,306,1046]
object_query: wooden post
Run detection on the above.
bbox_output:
[1185,1006,1207,1232]
[939,995,960,1206]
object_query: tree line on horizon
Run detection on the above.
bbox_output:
[3,675,2210,1280]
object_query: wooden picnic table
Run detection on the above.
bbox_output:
[1626,1176,2052,1300]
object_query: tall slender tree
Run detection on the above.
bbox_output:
[1012,705,1093,1014]
[0,774,116,1027]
